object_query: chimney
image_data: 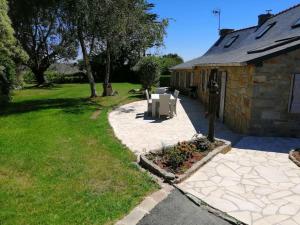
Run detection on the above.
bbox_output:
[258,13,273,26]
[219,28,235,37]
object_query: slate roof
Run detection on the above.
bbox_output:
[172,4,300,70]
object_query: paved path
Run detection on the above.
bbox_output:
[109,97,240,155]
[137,189,232,225]
[178,137,300,225]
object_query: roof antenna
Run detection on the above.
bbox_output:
[266,9,272,14]
[212,9,221,32]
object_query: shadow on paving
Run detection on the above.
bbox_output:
[234,136,300,153]
[137,189,233,225]
[179,96,242,145]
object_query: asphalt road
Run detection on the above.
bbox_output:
[137,189,233,225]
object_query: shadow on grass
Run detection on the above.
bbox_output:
[23,83,63,90]
[0,97,98,116]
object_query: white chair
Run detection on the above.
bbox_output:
[171,90,179,116]
[158,94,171,118]
[156,87,167,94]
[145,89,152,115]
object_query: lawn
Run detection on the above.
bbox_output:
[0,83,158,225]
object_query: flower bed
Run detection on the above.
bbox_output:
[139,137,231,183]
[289,148,300,167]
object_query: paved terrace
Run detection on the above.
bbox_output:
[109,97,300,225]
[109,97,240,155]
[178,137,300,225]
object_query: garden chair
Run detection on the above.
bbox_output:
[158,94,171,118]
[156,87,167,94]
[145,89,152,115]
[170,90,179,116]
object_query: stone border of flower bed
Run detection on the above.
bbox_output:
[139,138,231,183]
[289,149,300,167]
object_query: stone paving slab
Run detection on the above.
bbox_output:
[109,97,240,155]
[178,140,300,225]
[109,99,197,155]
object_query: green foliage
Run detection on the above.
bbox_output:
[9,0,77,84]
[23,70,35,84]
[193,138,212,152]
[45,70,87,84]
[163,142,197,172]
[158,54,183,75]
[134,56,161,90]
[159,75,171,87]
[0,0,27,105]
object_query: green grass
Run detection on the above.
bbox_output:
[0,83,158,225]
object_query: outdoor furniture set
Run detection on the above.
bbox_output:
[145,88,180,118]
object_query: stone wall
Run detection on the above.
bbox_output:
[249,48,300,137]
[172,66,254,133]
[171,49,300,137]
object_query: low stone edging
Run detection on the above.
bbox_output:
[289,149,300,167]
[139,139,231,183]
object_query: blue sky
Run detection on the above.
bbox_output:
[150,0,300,61]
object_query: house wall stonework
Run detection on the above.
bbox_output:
[249,49,300,137]
[171,48,300,137]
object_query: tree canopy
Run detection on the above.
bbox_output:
[0,0,27,104]
[9,0,78,85]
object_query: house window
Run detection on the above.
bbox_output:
[190,72,194,86]
[256,22,276,39]
[289,74,300,113]
[224,35,239,48]
[292,18,300,28]
[201,70,206,92]
[185,72,191,88]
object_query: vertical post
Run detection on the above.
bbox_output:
[207,79,219,142]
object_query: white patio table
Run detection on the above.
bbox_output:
[151,94,175,117]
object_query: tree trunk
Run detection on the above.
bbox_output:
[102,41,111,96]
[77,27,98,98]
[33,69,47,85]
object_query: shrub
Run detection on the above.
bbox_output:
[193,138,212,152]
[134,56,161,90]
[23,70,36,84]
[159,75,171,87]
[0,55,15,105]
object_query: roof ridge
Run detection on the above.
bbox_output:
[229,26,257,34]
[271,3,300,18]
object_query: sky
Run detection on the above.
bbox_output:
[150,0,300,61]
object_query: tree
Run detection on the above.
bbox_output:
[0,0,27,105]
[63,0,104,97]
[9,0,77,85]
[97,0,168,96]
[134,56,160,90]
[159,54,183,75]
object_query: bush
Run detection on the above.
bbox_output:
[23,70,35,84]
[163,141,197,171]
[45,70,87,84]
[134,56,161,90]
[159,75,171,87]
[0,54,15,105]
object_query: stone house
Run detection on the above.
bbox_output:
[170,4,300,137]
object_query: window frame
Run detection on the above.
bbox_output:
[255,22,276,39]
[224,35,239,48]
[292,18,300,29]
